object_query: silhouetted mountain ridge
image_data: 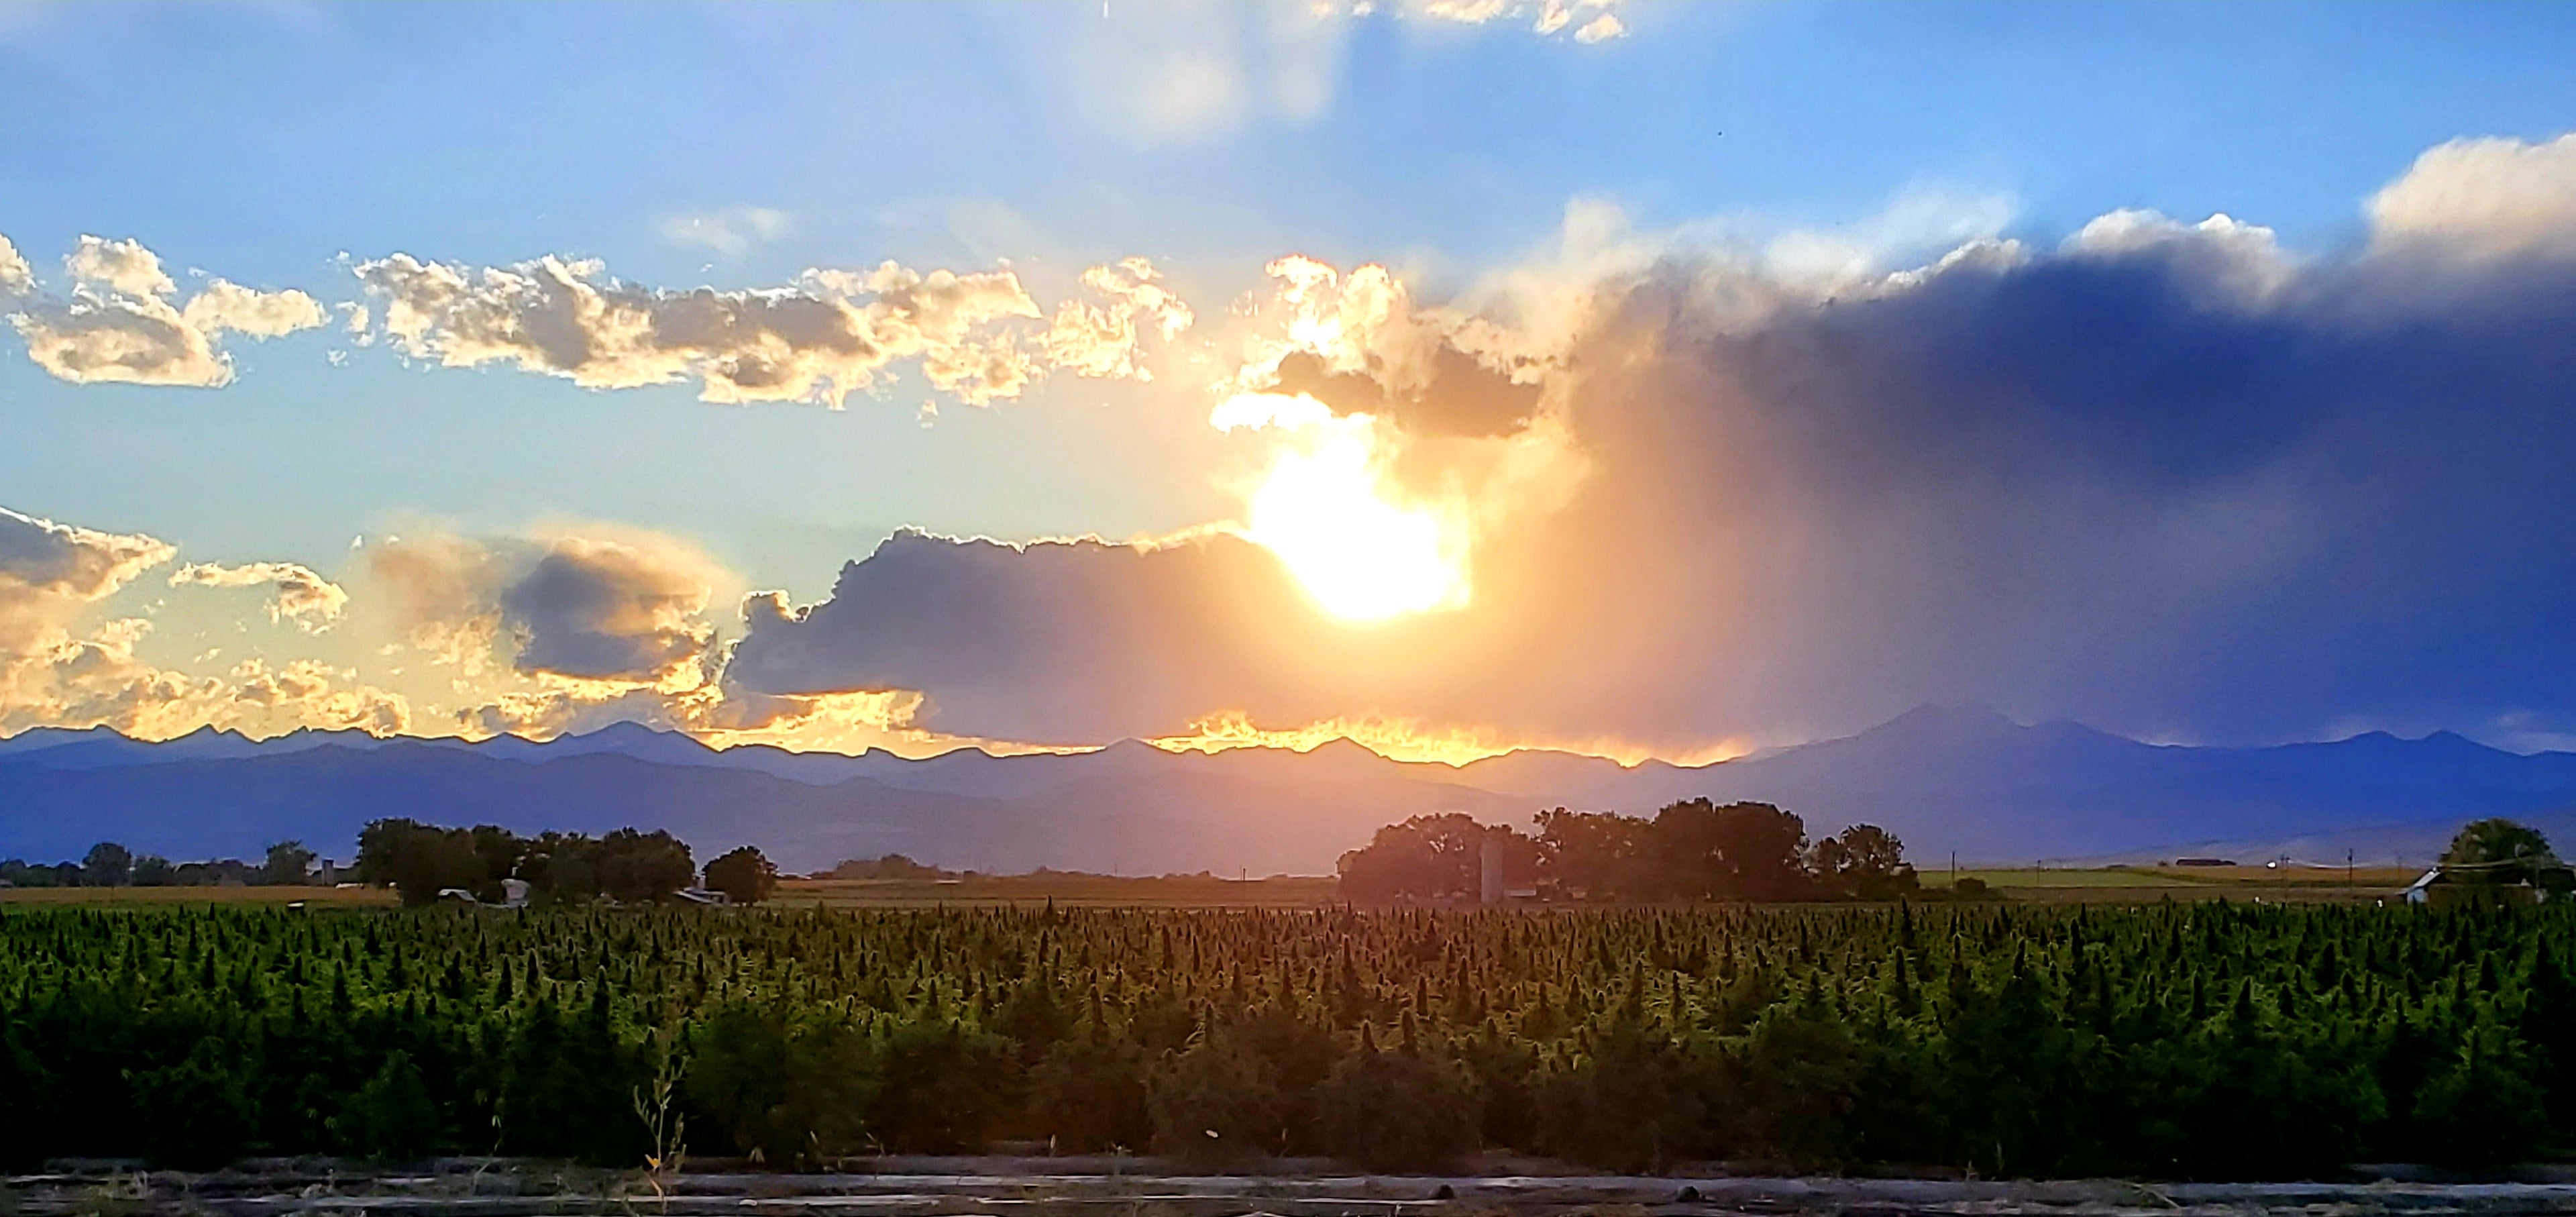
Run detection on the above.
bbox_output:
[4,705,2573,874]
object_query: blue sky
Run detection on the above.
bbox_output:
[8,1,2575,582]
[5,2,2576,755]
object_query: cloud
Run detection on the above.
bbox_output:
[0,615,219,740]
[1042,257,1196,380]
[0,506,204,737]
[1054,0,1625,146]
[1061,1,1347,145]
[168,561,350,629]
[660,206,794,256]
[66,235,176,297]
[0,234,38,299]
[2063,209,2295,307]
[1240,255,1553,437]
[2369,133,2576,262]
[3,234,326,387]
[368,529,726,688]
[0,507,177,610]
[1417,0,1626,41]
[352,252,1188,407]
[723,133,2576,751]
[358,529,979,749]
[1263,344,1542,437]
[178,279,333,337]
[222,658,412,737]
[727,529,1328,745]
[0,506,407,739]
[500,538,720,684]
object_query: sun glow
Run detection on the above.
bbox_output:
[1147,710,1764,768]
[1216,393,1472,621]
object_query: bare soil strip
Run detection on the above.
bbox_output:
[12,1161,2576,1217]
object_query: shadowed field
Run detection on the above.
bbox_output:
[770,873,1344,908]
[1918,863,2422,903]
[0,884,397,906]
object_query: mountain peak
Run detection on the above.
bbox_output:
[572,720,672,742]
[1868,702,2021,739]
[1303,737,1387,761]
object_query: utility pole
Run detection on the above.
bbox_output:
[2347,848,2355,889]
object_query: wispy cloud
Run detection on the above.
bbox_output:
[1055,0,1630,146]
[658,205,794,256]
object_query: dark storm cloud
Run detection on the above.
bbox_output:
[1553,229,2576,746]
[726,144,2576,749]
[725,530,1338,745]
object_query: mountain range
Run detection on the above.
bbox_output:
[5,705,2575,875]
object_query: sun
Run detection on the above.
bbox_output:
[1233,409,1472,621]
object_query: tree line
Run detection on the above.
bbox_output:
[1,841,323,890]
[3,825,783,908]
[354,820,777,906]
[1338,800,1918,904]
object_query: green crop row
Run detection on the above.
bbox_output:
[1,900,2567,1177]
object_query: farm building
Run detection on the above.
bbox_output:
[2403,859,2576,906]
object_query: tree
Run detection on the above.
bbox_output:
[703,846,779,905]
[261,840,317,886]
[1336,814,1514,902]
[468,825,525,888]
[80,841,132,888]
[1536,808,1654,899]
[1809,824,1918,900]
[595,829,695,902]
[1647,799,1813,900]
[131,855,177,886]
[2442,818,2559,882]
[357,819,493,906]
[518,831,600,902]
[829,853,948,880]
[354,818,425,886]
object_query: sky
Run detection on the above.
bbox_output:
[5,1,2576,761]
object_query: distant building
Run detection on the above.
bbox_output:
[672,887,732,906]
[2171,857,2237,867]
[438,881,531,908]
[2404,861,2576,906]
[1477,835,1538,904]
